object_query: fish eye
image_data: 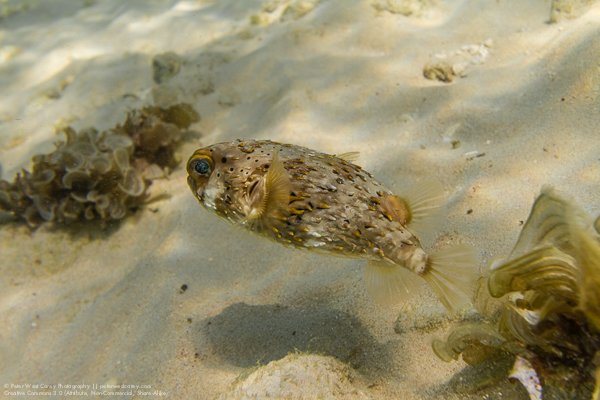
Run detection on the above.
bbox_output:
[187,154,214,181]
[195,160,210,174]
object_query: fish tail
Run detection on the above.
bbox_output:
[364,260,425,306]
[420,244,479,313]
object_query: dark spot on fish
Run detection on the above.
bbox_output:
[265,164,270,169]
[180,284,188,294]
[222,157,227,163]
[187,318,192,323]
[255,159,259,162]
[336,178,344,185]
[519,220,524,226]
[217,173,221,177]
[467,209,473,214]
[249,180,259,197]
[247,156,251,160]
[229,167,234,171]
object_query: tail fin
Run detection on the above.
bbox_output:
[364,260,425,306]
[421,244,479,313]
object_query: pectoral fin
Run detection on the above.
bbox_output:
[239,147,291,232]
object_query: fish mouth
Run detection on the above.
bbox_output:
[187,176,202,201]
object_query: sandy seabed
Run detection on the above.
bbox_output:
[0,0,599,399]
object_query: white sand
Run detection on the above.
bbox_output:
[0,0,599,398]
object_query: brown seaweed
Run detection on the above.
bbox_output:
[0,103,199,228]
[431,324,506,365]
[433,187,600,399]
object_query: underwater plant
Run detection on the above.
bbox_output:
[0,103,199,227]
[432,187,600,399]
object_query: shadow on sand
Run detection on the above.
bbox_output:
[200,302,393,377]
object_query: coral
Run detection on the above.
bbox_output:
[550,0,596,23]
[0,103,199,228]
[423,62,455,83]
[280,0,321,22]
[371,0,429,16]
[218,353,368,400]
[432,187,600,399]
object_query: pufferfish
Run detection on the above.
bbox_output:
[187,139,478,312]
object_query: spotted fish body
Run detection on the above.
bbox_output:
[187,139,477,312]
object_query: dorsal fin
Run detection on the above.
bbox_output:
[381,180,446,244]
[239,147,291,233]
[336,151,360,162]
